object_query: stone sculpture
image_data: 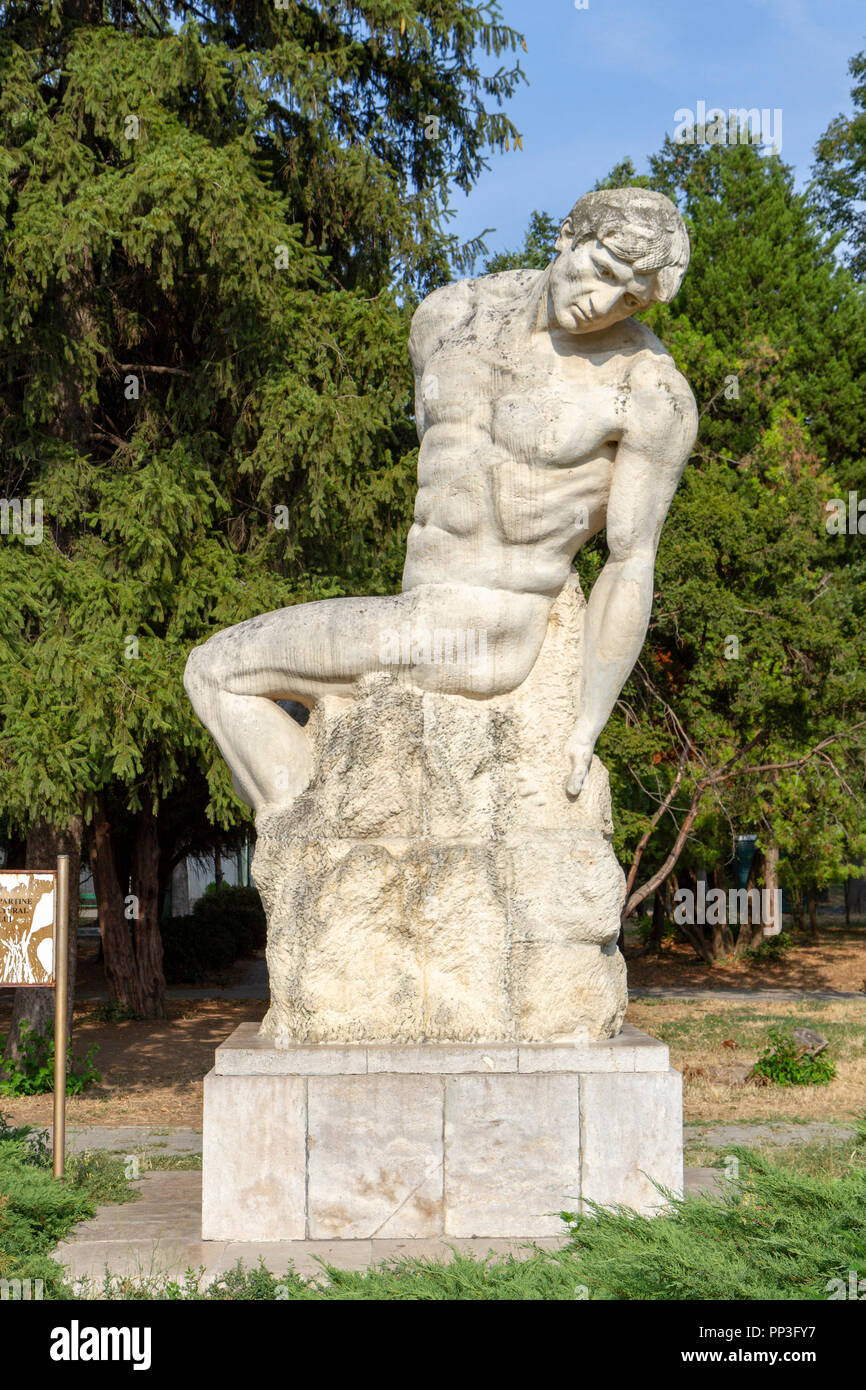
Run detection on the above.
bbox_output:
[186,187,697,1045]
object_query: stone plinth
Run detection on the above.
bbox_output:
[202,1022,683,1241]
[252,575,627,1046]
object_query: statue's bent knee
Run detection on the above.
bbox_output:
[183,643,215,708]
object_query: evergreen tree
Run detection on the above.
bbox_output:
[0,0,526,1020]
[484,209,559,272]
[487,139,866,959]
[812,48,866,280]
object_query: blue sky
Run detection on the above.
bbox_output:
[448,0,865,259]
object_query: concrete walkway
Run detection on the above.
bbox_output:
[43,1126,734,1286]
[685,1120,858,1148]
[57,1126,203,1155]
[36,1119,854,1161]
[53,1170,573,1286]
[67,977,866,1006]
[52,1166,729,1288]
[75,956,271,1002]
[63,962,866,1007]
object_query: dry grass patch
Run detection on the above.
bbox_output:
[628,997,866,1124]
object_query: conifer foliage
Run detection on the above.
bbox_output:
[0,1,526,1018]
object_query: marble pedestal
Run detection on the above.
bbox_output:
[201,1022,683,1241]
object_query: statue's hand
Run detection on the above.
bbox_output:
[565,731,594,798]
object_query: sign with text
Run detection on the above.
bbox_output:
[0,871,56,986]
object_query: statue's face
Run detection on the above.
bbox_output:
[548,229,656,334]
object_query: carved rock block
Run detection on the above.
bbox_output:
[253,575,627,1043]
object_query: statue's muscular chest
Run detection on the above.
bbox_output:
[421,323,628,468]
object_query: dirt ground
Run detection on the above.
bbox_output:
[0,1000,267,1128]
[625,925,866,994]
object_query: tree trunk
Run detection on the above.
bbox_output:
[708,868,734,960]
[807,890,819,936]
[762,845,781,937]
[671,870,716,965]
[87,793,143,1014]
[130,801,166,1020]
[732,848,769,955]
[213,846,223,888]
[647,886,667,955]
[4,813,82,1065]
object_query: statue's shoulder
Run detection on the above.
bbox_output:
[614,320,698,449]
[409,279,477,367]
[409,270,541,366]
[619,320,695,402]
[476,267,541,300]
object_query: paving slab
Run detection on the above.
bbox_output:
[53,1164,733,1290]
[683,1167,726,1197]
[36,1125,203,1155]
[685,1120,858,1149]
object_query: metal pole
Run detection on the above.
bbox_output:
[53,855,69,1180]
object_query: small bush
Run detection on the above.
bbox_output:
[0,1022,100,1097]
[636,917,676,947]
[747,930,793,962]
[750,1027,837,1086]
[161,883,266,983]
[93,1001,141,1023]
[0,1112,136,1295]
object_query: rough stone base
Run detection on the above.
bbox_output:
[253,576,628,1045]
[202,1022,683,1241]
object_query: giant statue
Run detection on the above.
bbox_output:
[185,188,697,1045]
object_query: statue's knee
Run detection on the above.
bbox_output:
[183,643,215,706]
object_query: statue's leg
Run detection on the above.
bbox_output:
[184,594,396,812]
[184,585,552,811]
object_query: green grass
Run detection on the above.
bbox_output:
[686,1136,865,1179]
[104,1149,202,1172]
[79,1140,866,1302]
[5,1110,865,1301]
[649,1007,866,1058]
[0,1114,138,1295]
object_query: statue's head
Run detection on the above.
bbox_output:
[547,187,690,334]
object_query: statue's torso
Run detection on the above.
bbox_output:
[403,270,664,600]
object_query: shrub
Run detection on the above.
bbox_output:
[749,1027,837,1086]
[0,1112,136,1295]
[93,1001,141,1023]
[747,930,794,962]
[636,916,676,947]
[0,1022,100,1097]
[160,883,266,984]
[92,1146,866,1301]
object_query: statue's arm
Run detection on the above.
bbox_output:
[408,280,476,438]
[565,357,698,796]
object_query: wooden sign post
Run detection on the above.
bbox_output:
[0,856,70,1177]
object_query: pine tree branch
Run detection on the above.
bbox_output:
[118,364,191,376]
